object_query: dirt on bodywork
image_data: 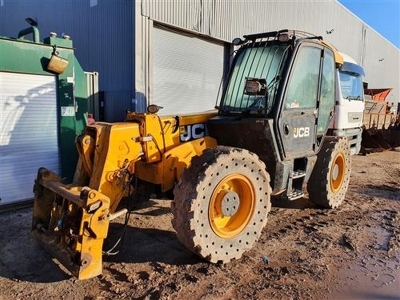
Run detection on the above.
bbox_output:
[0,150,399,300]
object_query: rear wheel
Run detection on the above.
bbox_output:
[171,146,271,263]
[307,137,351,208]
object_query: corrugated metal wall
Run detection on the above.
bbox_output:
[140,0,399,104]
[362,29,399,104]
[142,1,341,42]
[0,0,134,122]
[0,72,59,205]
[1,0,398,118]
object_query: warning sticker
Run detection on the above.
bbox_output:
[61,106,75,116]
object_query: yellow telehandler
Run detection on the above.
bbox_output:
[32,30,352,279]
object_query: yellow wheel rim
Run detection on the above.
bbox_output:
[330,153,345,193]
[209,174,255,238]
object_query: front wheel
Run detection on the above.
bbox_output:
[307,137,351,208]
[171,146,272,263]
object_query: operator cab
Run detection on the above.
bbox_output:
[208,29,339,197]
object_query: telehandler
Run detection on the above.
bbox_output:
[32,29,353,279]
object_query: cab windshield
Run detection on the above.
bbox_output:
[339,71,364,101]
[220,44,289,115]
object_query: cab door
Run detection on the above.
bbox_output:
[278,44,335,158]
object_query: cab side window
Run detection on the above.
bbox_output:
[317,50,335,135]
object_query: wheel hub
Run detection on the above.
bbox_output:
[209,174,256,238]
[221,191,240,216]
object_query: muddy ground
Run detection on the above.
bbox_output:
[0,150,399,300]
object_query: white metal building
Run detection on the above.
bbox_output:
[136,0,399,114]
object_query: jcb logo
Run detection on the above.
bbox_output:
[180,123,206,142]
[293,127,310,138]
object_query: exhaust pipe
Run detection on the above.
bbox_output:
[17,17,40,43]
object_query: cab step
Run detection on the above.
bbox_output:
[287,189,304,200]
[290,170,306,179]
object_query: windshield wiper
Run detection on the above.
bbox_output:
[345,96,362,101]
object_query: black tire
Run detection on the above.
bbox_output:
[171,146,272,263]
[307,137,351,208]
